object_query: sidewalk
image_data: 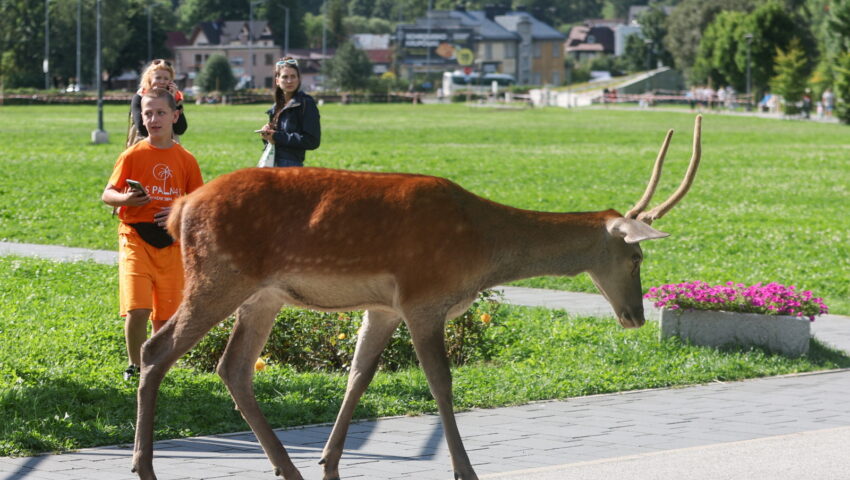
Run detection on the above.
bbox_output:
[2,241,850,480]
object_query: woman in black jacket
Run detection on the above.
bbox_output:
[259,57,321,167]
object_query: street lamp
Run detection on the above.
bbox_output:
[249,1,262,88]
[284,6,290,55]
[76,0,81,90]
[744,33,753,111]
[92,0,108,144]
[44,0,50,90]
[147,5,153,61]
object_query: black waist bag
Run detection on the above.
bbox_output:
[129,222,174,249]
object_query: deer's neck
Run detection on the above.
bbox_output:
[481,206,616,287]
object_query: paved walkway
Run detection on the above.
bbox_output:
[2,241,850,480]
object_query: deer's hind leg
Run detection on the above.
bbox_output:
[216,289,303,479]
[320,309,402,480]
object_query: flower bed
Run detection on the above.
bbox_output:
[645,281,828,321]
[646,282,829,357]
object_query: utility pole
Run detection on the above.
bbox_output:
[76,0,81,90]
[92,0,108,144]
[147,5,153,61]
[44,0,50,89]
[249,1,262,88]
[745,33,753,111]
[284,6,290,55]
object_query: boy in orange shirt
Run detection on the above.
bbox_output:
[102,88,204,380]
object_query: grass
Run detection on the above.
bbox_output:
[0,104,847,314]
[1,255,848,457]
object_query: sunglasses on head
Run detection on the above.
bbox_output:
[276,58,298,67]
[152,59,172,67]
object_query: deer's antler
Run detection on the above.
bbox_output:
[624,128,673,219]
[633,115,702,226]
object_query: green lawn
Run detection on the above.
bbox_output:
[2,255,847,456]
[1,104,849,456]
[0,103,847,313]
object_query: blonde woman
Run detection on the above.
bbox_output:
[129,59,187,144]
[258,57,321,167]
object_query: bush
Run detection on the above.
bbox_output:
[182,290,506,373]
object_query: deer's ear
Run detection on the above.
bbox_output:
[607,217,669,244]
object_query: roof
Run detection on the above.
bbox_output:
[494,12,566,41]
[404,9,564,42]
[165,31,189,51]
[190,20,272,46]
[365,49,393,64]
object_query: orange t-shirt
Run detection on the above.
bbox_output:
[108,140,203,225]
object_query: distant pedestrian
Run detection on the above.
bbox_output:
[257,57,321,167]
[802,90,812,119]
[822,88,835,118]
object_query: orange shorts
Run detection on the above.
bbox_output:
[118,224,184,322]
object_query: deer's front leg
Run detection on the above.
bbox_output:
[407,313,478,480]
[320,310,401,480]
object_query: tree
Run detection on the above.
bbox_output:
[620,3,675,73]
[266,0,308,50]
[735,1,816,98]
[770,38,809,114]
[196,54,236,92]
[664,0,755,80]
[832,51,850,123]
[177,0,247,31]
[322,42,373,91]
[692,10,747,89]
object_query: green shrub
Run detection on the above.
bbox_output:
[182,290,506,373]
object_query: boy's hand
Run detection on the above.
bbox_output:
[124,187,150,207]
[154,207,171,227]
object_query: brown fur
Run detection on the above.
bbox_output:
[133,116,702,480]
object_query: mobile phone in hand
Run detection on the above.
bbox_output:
[126,179,146,195]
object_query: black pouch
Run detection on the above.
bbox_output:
[129,222,174,249]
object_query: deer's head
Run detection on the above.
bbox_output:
[589,115,702,329]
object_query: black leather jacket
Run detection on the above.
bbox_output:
[265,90,321,166]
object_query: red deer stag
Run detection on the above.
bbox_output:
[132,116,702,480]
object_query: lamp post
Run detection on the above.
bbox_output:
[44,0,50,90]
[147,5,153,61]
[744,33,753,111]
[249,1,262,88]
[76,0,81,90]
[284,6,290,55]
[92,0,108,143]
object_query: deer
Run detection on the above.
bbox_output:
[131,115,702,480]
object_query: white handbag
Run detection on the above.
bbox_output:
[257,143,275,168]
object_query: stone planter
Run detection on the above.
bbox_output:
[660,308,811,357]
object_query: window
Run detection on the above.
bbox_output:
[532,73,541,85]
[551,71,561,85]
[552,43,560,58]
[265,53,273,65]
[485,43,492,60]
[265,77,273,88]
[194,54,203,66]
[505,42,516,59]
[533,43,541,58]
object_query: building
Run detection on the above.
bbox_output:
[565,22,617,61]
[173,20,280,89]
[352,34,394,76]
[396,6,566,86]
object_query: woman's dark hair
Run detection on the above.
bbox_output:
[273,56,301,113]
